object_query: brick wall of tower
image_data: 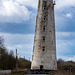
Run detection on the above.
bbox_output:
[31,0,57,70]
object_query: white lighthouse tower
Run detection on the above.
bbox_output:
[31,0,57,70]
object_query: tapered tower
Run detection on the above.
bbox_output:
[31,0,57,70]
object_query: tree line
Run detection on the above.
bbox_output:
[0,36,75,72]
[57,59,75,72]
[0,36,31,70]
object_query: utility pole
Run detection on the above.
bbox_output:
[24,56,25,60]
[16,49,18,70]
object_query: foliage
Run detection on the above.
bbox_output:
[0,47,16,70]
[57,59,75,72]
[9,74,24,75]
[0,36,16,70]
[18,58,31,69]
[1,35,75,72]
[0,36,31,70]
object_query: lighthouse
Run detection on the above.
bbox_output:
[31,0,57,70]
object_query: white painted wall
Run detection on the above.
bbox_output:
[31,0,57,70]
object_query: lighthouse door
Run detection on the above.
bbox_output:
[40,65,43,71]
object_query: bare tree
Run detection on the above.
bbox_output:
[0,36,4,48]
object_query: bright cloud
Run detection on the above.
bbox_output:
[16,0,38,9]
[55,0,75,29]
[56,32,75,61]
[0,0,35,23]
[56,0,75,10]
[65,13,72,18]
[0,0,75,61]
[57,56,75,61]
[68,56,75,61]
[56,32,75,38]
[0,0,75,23]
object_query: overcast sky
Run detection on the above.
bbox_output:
[0,0,75,61]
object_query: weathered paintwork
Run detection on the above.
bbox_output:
[31,0,57,70]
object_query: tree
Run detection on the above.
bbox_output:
[0,36,31,70]
[18,58,31,69]
[57,59,75,72]
[0,36,7,69]
[0,36,16,70]
[7,50,16,70]
[0,36,4,48]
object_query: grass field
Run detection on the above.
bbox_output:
[9,73,24,75]
[8,70,75,75]
[8,73,48,75]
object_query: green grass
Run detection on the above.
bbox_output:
[9,73,49,75]
[10,74,49,75]
[9,73,24,75]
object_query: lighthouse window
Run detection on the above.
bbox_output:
[43,1,47,10]
[42,36,45,41]
[43,26,45,31]
[42,46,45,51]
[43,7,46,10]
[44,17,46,21]
[43,1,47,7]
[44,18,45,20]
